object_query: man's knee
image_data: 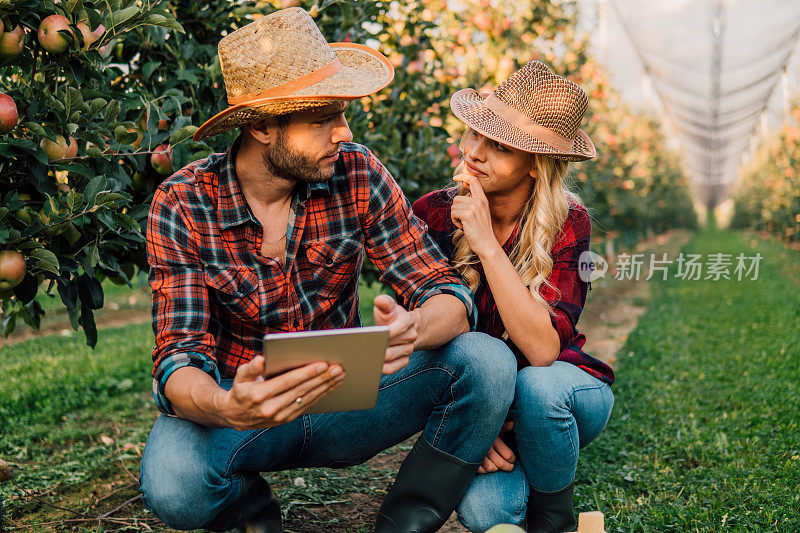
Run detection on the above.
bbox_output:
[445,332,517,409]
[139,422,231,529]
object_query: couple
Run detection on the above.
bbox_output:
[138,7,615,533]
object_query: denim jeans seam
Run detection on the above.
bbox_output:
[297,415,312,461]
[558,382,611,486]
[378,362,457,390]
[430,380,457,448]
[224,428,271,477]
[516,469,527,521]
[378,362,458,449]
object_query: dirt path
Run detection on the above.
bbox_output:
[0,290,151,348]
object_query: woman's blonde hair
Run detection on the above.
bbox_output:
[451,128,584,327]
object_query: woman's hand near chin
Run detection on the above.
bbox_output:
[450,174,501,259]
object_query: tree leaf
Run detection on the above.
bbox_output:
[77,274,103,309]
[30,248,60,276]
[66,189,84,212]
[94,191,127,209]
[104,100,120,125]
[84,175,108,205]
[3,313,16,337]
[79,302,97,348]
[142,61,161,81]
[109,6,141,28]
[66,87,84,121]
[23,122,47,138]
[169,125,198,146]
[57,276,78,311]
[88,98,108,121]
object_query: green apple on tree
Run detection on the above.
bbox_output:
[0,25,25,59]
[151,143,173,175]
[0,250,26,291]
[38,14,73,54]
[0,93,18,134]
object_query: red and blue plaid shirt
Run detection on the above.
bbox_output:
[147,139,476,414]
[412,188,614,385]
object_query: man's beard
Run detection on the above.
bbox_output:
[262,132,338,183]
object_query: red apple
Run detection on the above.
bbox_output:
[0,25,25,59]
[40,135,77,161]
[76,21,104,49]
[0,19,4,36]
[151,144,173,175]
[38,15,72,54]
[473,12,492,32]
[0,250,26,290]
[446,143,460,158]
[0,93,18,134]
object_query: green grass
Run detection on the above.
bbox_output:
[2,233,799,531]
[0,280,391,530]
[576,227,800,532]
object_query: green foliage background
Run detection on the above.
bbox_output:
[731,101,800,243]
[0,0,696,345]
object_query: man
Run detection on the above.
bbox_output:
[138,8,517,532]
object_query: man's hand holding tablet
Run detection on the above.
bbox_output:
[216,356,345,430]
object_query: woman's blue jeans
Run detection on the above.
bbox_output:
[457,361,614,532]
[138,332,517,530]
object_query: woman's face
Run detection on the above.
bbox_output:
[461,129,536,195]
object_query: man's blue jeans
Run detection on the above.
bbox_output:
[139,332,517,530]
[457,361,614,532]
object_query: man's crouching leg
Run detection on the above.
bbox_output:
[138,415,282,531]
[376,331,518,532]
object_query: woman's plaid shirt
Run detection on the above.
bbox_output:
[413,188,615,385]
[147,140,475,414]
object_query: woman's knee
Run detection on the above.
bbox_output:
[514,361,574,409]
[457,478,527,532]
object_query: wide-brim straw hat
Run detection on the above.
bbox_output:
[194,7,394,141]
[450,60,596,161]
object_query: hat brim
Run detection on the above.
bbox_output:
[450,89,596,162]
[194,43,394,141]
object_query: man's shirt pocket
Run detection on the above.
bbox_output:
[304,237,363,300]
[203,265,261,321]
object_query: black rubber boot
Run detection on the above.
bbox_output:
[375,435,481,533]
[205,474,282,532]
[526,483,576,533]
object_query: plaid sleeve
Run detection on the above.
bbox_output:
[358,150,476,328]
[539,205,592,352]
[147,185,220,415]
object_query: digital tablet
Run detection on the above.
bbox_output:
[262,326,390,414]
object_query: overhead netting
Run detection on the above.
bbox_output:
[593,0,800,208]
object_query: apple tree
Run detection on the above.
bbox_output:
[0,0,193,346]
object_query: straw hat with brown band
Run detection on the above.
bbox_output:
[450,60,596,162]
[193,7,394,142]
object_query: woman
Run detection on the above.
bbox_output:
[412,60,615,533]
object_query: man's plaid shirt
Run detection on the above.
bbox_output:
[147,139,475,414]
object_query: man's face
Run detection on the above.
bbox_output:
[262,102,353,183]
